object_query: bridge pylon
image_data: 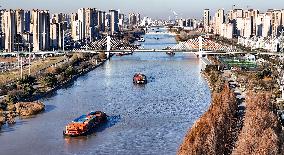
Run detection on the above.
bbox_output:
[198,36,204,57]
[106,35,111,58]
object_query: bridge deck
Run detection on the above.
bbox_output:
[0,50,281,56]
[145,32,176,35]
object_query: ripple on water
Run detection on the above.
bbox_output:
[0,34,211,155]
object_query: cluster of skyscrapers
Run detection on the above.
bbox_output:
[70,8,125,41]
[0,8,126,52]
[204,8,284,39]
[128,13,141,27]
[177,18,199,30]
[0,9,65,52]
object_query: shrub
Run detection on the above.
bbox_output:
[17,75,36,86]
[6,91,18,104]
[0,101,7,110]
[0,84,8,96]
[65,66,76,78]
[79,61,90,70]
[22,83,35,97]
[98,52,107,60]
[40,73,57,88]
[6,84,35,103]
[57,74,66,83]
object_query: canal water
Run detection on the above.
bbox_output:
[0,28,211,155]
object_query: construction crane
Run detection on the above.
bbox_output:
[170,10,178,20]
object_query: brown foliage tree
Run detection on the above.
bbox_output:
[232,93,284,155]
[178,83,238,155]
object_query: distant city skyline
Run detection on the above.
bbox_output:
[1,0,284,19]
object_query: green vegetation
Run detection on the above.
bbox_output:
[40,73,57,88]
[222,59,257,68]
[17,75,36,86]
[203,65,224,92]
[256,69,272,79]
[4,75,37,104]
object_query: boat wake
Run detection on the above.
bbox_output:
[96,115,121,132]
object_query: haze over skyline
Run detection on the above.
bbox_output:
[1,0,284,19]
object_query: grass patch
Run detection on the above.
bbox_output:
[222,59,257,68]
[0,56,66,85]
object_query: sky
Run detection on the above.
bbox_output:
[1,0,284,19]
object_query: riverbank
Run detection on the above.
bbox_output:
[30,54,112,101]
[178,56,284,155]
[0,52,112,129]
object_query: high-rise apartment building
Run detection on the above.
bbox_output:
[236,17,245,36]
[271,10,282,37]
[220,23,233,39]
[281,10,284,26]
[24,10,31,32]
[31,9,50,51]
[228,9,243,35]
[128,13,141,27]
[211,7,284,39]
[119,13,125,31]
[228,9,243,20]
[50,23,58,50]
[50,13,66,50]
[97,10,106,32]
[213,9,225,35]
[52,13,63,24]
[85,8,96,40]
[3,10,16,52]
[256,13,265,36]
[0,10,5,49]
[105,13,110,32]
[77,8,99,41]
[136,13,141,24]
[16,9,24,34]
[78,8,86,40]
[244,9,259,36]
[109,10,119,35]
[244,17,253,38]
[71,12,78,40]
[129,13,137,26]
[203,9,210,32]
[262,13,272,37]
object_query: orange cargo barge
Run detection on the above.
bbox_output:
[63,111,107,137]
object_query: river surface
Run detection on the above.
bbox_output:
[0,28,211,155]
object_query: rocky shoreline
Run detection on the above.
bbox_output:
[0,101,45,126]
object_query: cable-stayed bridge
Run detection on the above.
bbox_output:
[0,35,279,56]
